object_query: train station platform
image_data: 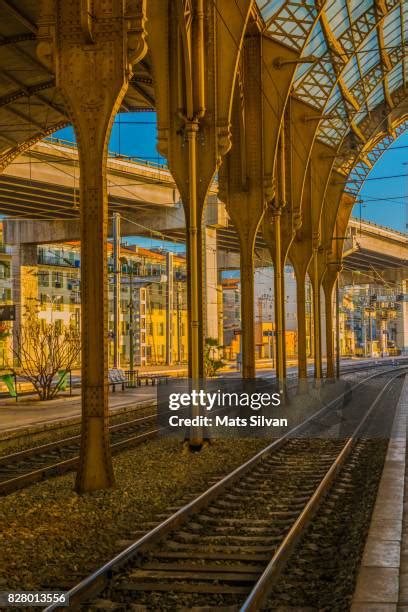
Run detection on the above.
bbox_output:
[352,374,408,610]
[0,387,156,441]
[0,356,404,442]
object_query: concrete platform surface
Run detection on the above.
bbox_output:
[352,374,408,611]
[0,387,156,437]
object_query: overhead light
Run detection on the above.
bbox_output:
[273,55,319,69]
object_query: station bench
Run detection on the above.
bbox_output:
[108,369,127,392]
[136,373,170,386]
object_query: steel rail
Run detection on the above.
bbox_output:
[0,413,156,467]
[240,370,405,611]
[43,366,407,611]
[0,413,157,495]
[2,361,398,497]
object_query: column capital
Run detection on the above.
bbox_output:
[37,0,148,122]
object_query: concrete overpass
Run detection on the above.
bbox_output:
[341,218,408,284]
[2,141,407,282]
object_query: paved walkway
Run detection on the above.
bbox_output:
[0,356,404,439]
[0,387,156,435]
[352,374,408,610]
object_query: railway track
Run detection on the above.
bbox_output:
[0,411,158,495]
[44,367,406,611]
[0,362,401,498]
[0,363,387,498]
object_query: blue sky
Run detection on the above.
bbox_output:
[55,112,407,241]
[356,131,408,234]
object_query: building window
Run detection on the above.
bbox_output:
[52,271,63,289]
[39,271,49,287]
[0,263,10,279]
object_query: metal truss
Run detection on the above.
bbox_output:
[258,0,407,147]
[344,116,408,196]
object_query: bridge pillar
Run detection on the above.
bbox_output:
[37,0,147,492]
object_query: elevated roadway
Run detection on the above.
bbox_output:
[2,142,406,284]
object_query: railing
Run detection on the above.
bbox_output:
[44,135,169,170]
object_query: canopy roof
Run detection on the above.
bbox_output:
[0,0,154,167]
[0,1,406,183]
[258,0,407,148]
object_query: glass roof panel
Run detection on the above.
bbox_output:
[383,6,401,49]
[302,19,328,58]
[318,111,349,146]
[351,107,368,126]
[404,1,408,37]
[342,56,361,89]
[263,0,405,147]
[387,63,403,92]
[294,20,330,87]
[257,0,287,22]
[348,0,373,22]
[325,0,350,38]
[366,83,384,110]
[257,0,317,49]
[359,30,380,75]
[325,85,343,112]
[295,60,313,82]
[294,59,337,107]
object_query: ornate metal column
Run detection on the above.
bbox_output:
[220,32,267,380]
[37,0,147,492]
[310,234,323,381]
[292,262,310,381]
[148,0,253,444]
[271,206,285,385]
[262,141,293,385]
[323,269,338,378]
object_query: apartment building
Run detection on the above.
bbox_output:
[0,231,189,368]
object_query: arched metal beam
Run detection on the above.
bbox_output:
[0,121,69,172]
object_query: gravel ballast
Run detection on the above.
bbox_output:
[0,437,266,593]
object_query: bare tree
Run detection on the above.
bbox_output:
[13,304,80,401]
